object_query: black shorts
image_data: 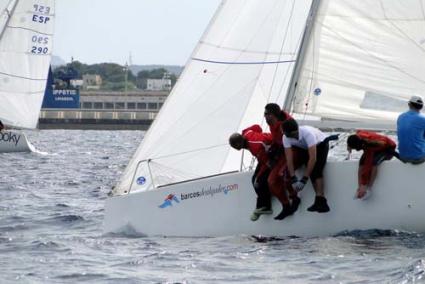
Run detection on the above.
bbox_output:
[295,141,329,182]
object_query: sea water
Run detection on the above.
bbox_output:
[0,130,423,283]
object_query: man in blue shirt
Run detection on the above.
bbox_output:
[397,96,425,164]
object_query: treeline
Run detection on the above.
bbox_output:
[53,61,178,91]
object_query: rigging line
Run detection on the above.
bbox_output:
[267,0,297,103]
[274,5,308,110]
[148,2,289,155]
[143,62,254,156]
[144,53,249,155]
[244,0,296,128]
[0,71,46,81]
[149,143,228,161]
[146,0,282,153]
[302,27,317,121]
[7,25,53,36]
[321,23,425,86]
[191,57,296,65]
[378,0,425,55]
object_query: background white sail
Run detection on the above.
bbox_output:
[290,0,425,125]
[0,0,55,129]
[114,0,313,194]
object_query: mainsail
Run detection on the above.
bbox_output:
[287,0,425,127]
[0,0,55,129]
[114,0,313,194]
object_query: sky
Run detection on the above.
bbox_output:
[53,0,221,65]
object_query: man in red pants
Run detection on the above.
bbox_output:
[263,103,300,220]
[229,124,273,221]
[347,130,397,200]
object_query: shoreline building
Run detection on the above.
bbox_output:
[39,90,168,130]
[39,67,172,130]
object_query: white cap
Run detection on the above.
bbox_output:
[409,95,424,105]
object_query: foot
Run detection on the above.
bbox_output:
[250,212,260,221]
[307,196,330,213]
[274,207,294,220]
[291,196,301,212]
[254,207,273,215]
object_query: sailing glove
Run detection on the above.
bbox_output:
[291,176,308,192]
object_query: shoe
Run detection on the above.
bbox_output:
[291,196,301,212]
[274,207,294,220]
[307,196,330,213]
[250,212,260,221]
[254,207,273,215]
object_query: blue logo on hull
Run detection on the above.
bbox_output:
[159,194,180,208]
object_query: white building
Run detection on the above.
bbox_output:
[83,74,102,90]
[146,78,171,91]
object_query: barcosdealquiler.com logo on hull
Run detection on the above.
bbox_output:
[158,183,239,209]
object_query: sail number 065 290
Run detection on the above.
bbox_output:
[31,35,49,54]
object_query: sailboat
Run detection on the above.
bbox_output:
[104,0,425,237]
[0,0,55,153]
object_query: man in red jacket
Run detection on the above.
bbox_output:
[347,130,397,200]
[264,103,301,220]
[229,124,273,221]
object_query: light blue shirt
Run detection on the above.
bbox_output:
[397,110,425,160]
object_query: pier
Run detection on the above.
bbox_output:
[39,90,167,130]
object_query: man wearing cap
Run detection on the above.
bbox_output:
[397,96,425,164]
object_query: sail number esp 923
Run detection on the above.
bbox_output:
[30,4,51,55]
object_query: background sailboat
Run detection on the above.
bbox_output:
[0,0,55,153]
[105,0,425,237]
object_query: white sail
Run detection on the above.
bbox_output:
[289,0,425,126]
[0,0,55,129]
[114,0,312,195]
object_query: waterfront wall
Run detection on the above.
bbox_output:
[39,109,157,130]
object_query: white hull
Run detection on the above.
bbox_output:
[0,131,33,153]
[104,160,425,237]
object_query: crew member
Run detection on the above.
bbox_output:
[347,130,396,200]
[397,95,425,164]
[229,124,273,221]
[282,119,331,213]
[264,103,301,220]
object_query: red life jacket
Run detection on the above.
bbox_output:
[356,130,396,185]
[356,130,396,151]
[242,124,272,166]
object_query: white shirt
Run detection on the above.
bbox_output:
[282,125,326,149]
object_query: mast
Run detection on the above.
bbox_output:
[0,0,18,42]
[283,0,321,112]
